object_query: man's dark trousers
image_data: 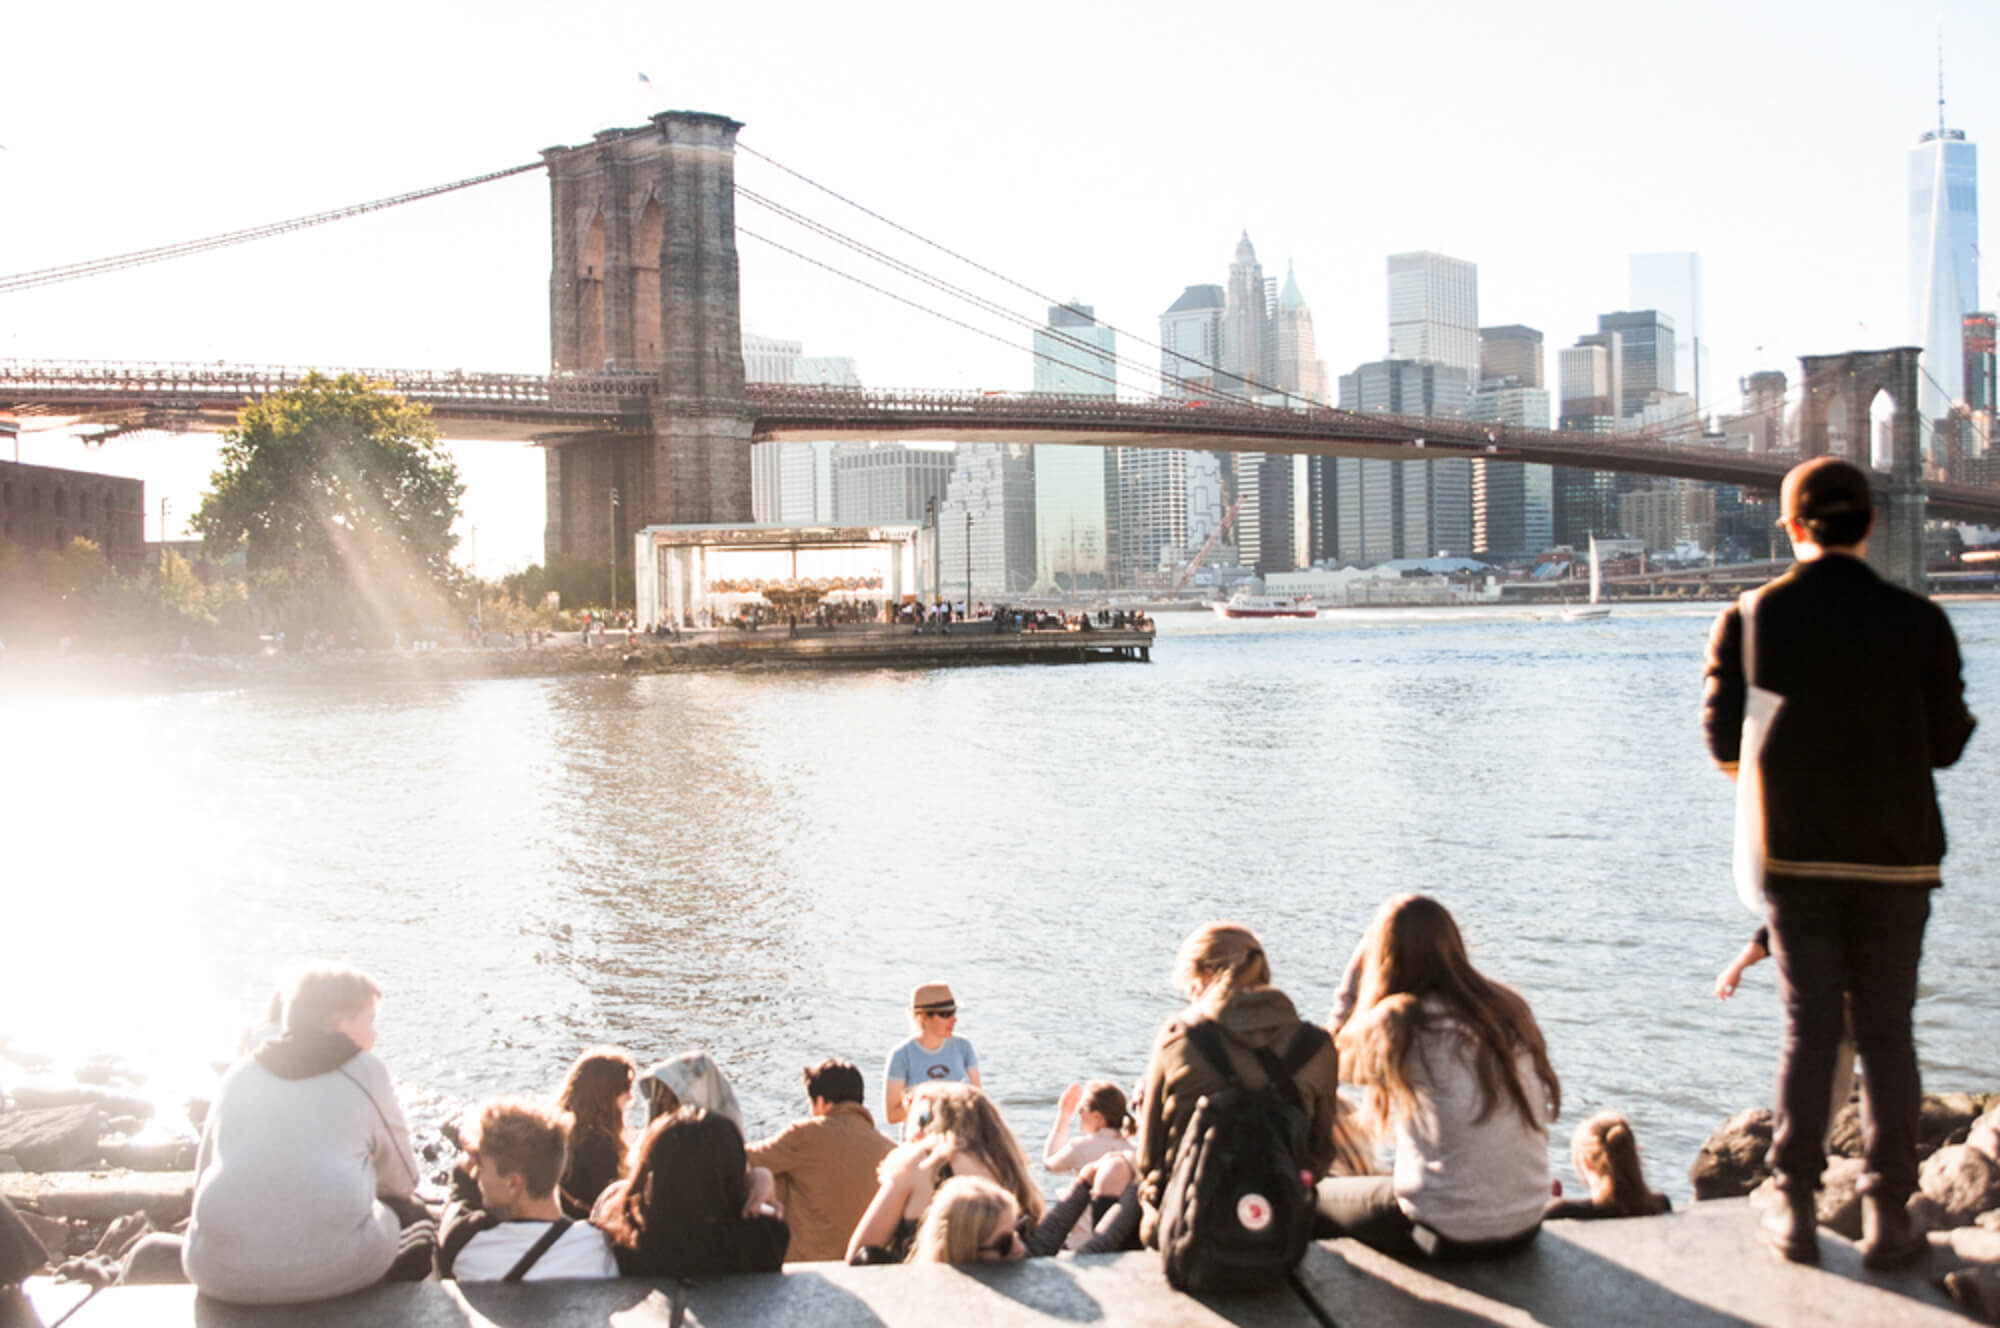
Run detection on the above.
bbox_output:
[1766,879,1933,1202]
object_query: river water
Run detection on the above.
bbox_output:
[5,601,1997,1194]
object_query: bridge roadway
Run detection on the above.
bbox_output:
[9,359,2000,524]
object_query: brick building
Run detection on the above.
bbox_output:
[0,460,146,569]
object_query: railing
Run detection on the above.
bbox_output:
[0,359,657,412]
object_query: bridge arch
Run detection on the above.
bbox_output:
[633,196,663,371]
[1796,346,1926,591]
[577,211,606,371]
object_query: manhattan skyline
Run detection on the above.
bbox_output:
[3,0,1995,573]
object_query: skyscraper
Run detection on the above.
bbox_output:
[1629,254,1704,411]
[1387,252,1479,378]
[1471,324,1552,557]
[1274,264,1326,403]
[1223,233,1273,396]
[1910,99,1979,424]
[938,443,1037,598]
[1478,325,1543,389]
[1555,342,1619,547]
[1030,303,1117,590]
[1336,360,1473,562]
[1594,310,1676,418]
[1033,301,1117,395]
[832,443,955,524]
[1160,285,1226,398]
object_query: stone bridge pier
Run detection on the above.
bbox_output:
[541,111,753,582]
[1796,347,1928,593]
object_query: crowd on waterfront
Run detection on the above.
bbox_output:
[43,893,1686,1306]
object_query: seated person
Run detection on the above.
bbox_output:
[555,1047,636,1218]
[745,1059,894,1263]
[181,967,433,1304]
[600,1108,788,1277]
[634,1050,743,1130]
[910,1177,1028,1264]
[1545,1112,1671,1220]
[883,982,981,1128]
[437,1100,618,1280]
[846,1082,1044,1264]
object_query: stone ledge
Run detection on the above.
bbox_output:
[31,1199,1991,1327]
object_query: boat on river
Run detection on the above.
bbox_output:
[1211,591,1318,620]
[1561,535,1612,622]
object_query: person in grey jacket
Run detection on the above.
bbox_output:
[181,967,429,1304]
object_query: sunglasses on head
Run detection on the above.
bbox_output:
[981,1230,1020,1259]
[914,1102,935,1130]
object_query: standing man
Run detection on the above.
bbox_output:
[1703,457,1975,1268]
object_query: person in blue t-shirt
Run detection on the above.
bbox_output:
[883,981,980,1127]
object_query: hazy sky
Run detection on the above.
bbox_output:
[4,0,1997,573]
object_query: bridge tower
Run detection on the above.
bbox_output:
[1796,347,1928,593]
[541,111,754,581]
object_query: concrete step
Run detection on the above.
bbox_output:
[36,1199,1991,1327]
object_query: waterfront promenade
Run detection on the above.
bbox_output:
[8,1199,1979,1326]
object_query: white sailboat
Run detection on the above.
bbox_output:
[1561,534,1613,622]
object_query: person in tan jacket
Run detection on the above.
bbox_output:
[1135,921,1342,1248]
[745,1059,894,1262]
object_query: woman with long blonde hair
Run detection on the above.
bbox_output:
[1321,894,1560,1257]
[910,1177,1027,1264]
[1545,1112,1670,1220]
[845,1082,1044,1263]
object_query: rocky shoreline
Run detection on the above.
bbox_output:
[0,1038,463,1288]
[1690,1091,2000,1319]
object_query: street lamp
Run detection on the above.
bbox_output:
[609,486,621,614]
[159,497,171,567]
[965,509,973,620]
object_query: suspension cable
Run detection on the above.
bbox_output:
[0,161,544,295]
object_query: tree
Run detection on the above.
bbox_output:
[193,373,464,637]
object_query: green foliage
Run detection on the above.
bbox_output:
[192,372,464,635]
[499,552,627,616]
[0,538,249,649]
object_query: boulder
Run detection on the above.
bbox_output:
[97,1138,197,1172]
[0,1171,192,1225]
[1690,1108,1774,1200]
[1969,1103,2000,1164]
[1919,1144,2000,1228]
[8,1085,150,1121]
[0,1195,46,1285]
[0,1105,102,1172]
[1816,1157,1866,1239]
[1945,1265,2000,1325]
[1827,1102,1863,1159]
[1944,1225,2000,1263]
[1921,1092,1981,1159]
[13,1208,69,1257]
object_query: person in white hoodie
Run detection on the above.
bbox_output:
[181,967,430,1304]
[1319,894,1560,1259]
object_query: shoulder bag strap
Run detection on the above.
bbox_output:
[1739,589,1759,688]
[501,1219,573,1284]
[1253,1024,1329,1111]
[1181,1020,1241,1087]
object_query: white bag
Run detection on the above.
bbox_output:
[1731,589,1784,914]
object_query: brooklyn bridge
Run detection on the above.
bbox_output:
[2,110,1986,591]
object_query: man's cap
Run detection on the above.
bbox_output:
[910,981,956,1011]
[1782,456,1874,523]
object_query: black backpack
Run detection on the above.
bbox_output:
[1157,1019,1330,1293]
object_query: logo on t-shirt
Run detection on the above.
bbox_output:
[926,1065,951,1079]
